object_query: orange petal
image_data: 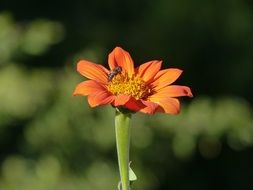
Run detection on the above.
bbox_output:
[113,95,131,106]
[150,69,182,91]
[151,85,193,98]
[124,98,145,112]
[136,60,162,83]
[73,80,106,96]
[139,100,159,115]
[150,96,180,115]
[108,47,134,76]
[87,91,114,107]
[77,60,109,84]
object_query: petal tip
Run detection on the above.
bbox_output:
[76,60,86,70]
[184,87,193,97]
[72,88,80,96]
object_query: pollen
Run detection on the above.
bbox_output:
[107,74,151,99]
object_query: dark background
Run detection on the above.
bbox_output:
[0,0,253,189]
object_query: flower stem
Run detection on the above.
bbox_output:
[115,109,132,190]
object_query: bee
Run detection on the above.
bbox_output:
[108,66,122,81]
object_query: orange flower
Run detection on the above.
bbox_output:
[73,47,193,114]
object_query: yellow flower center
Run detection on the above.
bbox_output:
[108,74,151,99]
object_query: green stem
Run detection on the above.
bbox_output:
[115,109,132,190]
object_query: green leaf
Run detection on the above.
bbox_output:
[129,162,137,181]
[118,181,122,190]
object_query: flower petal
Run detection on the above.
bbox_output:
[87,90,114,107]
[136,60,162,83]
[139,100,159,115]
[113,95,131,106]
[150,69,182,91]
[150,96,180,115]
[77,60,109,84]
[73,80,106,96]
[124,98,146,112]
[108,47,134,76]
[151,85,193,98]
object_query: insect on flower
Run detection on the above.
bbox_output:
[108,66,122,81]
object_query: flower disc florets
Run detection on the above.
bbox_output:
[108,74,151,100]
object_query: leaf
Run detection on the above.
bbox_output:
[118,181,122,190]
[129,162,137,181]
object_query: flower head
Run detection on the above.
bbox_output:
[73,47,193,114]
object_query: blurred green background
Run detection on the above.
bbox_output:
[0,0,253,189]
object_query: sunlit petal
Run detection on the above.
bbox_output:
[151,68,182,91]
[124,98,146,112]
[136,60,162,83]
[113,95,131,106]
[87,91,114,107]
[151,85,193,98]
[108,47,134,76]
[73,80,106,96]
[77,60,109,84]
[139,100,159,114]
[150,96,180,114]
